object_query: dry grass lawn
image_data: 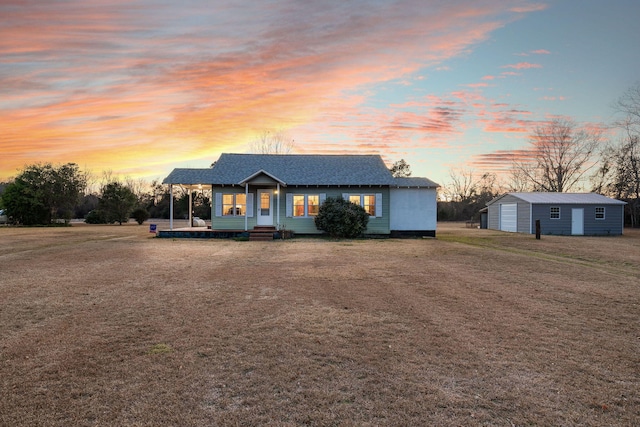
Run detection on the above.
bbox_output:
[1,221,639,426]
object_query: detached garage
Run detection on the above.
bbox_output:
[486,193,627,236]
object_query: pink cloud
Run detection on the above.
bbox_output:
[510,4,548,13]
[470,149,538,170]
[501,62,543,70]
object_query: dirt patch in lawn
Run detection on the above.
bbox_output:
[1,222,639,426]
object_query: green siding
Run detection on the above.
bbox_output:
[212,185,391,234]
[282,187,390,235]
[211,186,256,230]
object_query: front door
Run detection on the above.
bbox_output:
[257,189,273,226]
[571,208,584,235]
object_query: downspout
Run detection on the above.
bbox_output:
[245,183,249,231]
[169,184,174,230]
[277,182,280,229]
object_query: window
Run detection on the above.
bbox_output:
[293,195,305,217]
[222,193,246,216]
[307,195,319,216]
[287,193,325,218]
[292,194,320,217]
[595,206,605,220]
[550,206,560,219]
[344,193,381,217]
[362,195,375,216]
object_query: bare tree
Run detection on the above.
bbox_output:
[598,85,640,227]
[445,168,477,203]
[513,118,602,192]
[440,169,500,221]
[506,164,534,192]
[248,129,295,154]
[615,82,640,131]
[124,176,148,202]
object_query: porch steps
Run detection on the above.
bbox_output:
[249,226,276,241]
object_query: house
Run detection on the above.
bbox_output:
[486,192,626,236]
[162,153,439,237]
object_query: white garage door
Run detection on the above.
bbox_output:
[500,203,517,232]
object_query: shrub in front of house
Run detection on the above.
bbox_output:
[314,197,369,238]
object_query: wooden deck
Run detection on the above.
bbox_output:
[156,227,248,239]
[156,226,279,240]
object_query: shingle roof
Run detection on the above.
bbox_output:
[164,153,420,186]
[488,192,626,205]
[214,153,396,185]
[392,176,439,188]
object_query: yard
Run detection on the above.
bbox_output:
[1,222,639,426]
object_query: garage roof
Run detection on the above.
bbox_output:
[488,192,626,205]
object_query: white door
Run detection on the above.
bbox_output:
[500,204,517,232]
[257,189,273,226]
[571,208,584,235]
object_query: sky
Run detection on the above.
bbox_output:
[2,0,640,187]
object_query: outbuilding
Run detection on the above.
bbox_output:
[486,192,626,236]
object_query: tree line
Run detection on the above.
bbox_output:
[0,168,211,226]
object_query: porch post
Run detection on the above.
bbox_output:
[276,182,280,229]
[245,183,249,231]
[188,188,193,227]
[169,184,174,230]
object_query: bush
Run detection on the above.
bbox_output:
[132,208,150,225]
[314,197,369,238]
[85,210,109,224]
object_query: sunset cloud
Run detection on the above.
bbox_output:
[1,0,544,181]
[501,62,543,70]
[1,0,623,187]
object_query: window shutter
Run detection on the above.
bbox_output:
[342,193,349,201]
[319,193,326,205]
[286,193,293,217]
[375,193,382,217]
[215,193,222,217]
[246,193,254,217]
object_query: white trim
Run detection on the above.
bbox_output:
[169,184,174,230]
[277,183,281,228]
[238,169,286,186]
[188,190,193,227]
[245,184,248,231]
